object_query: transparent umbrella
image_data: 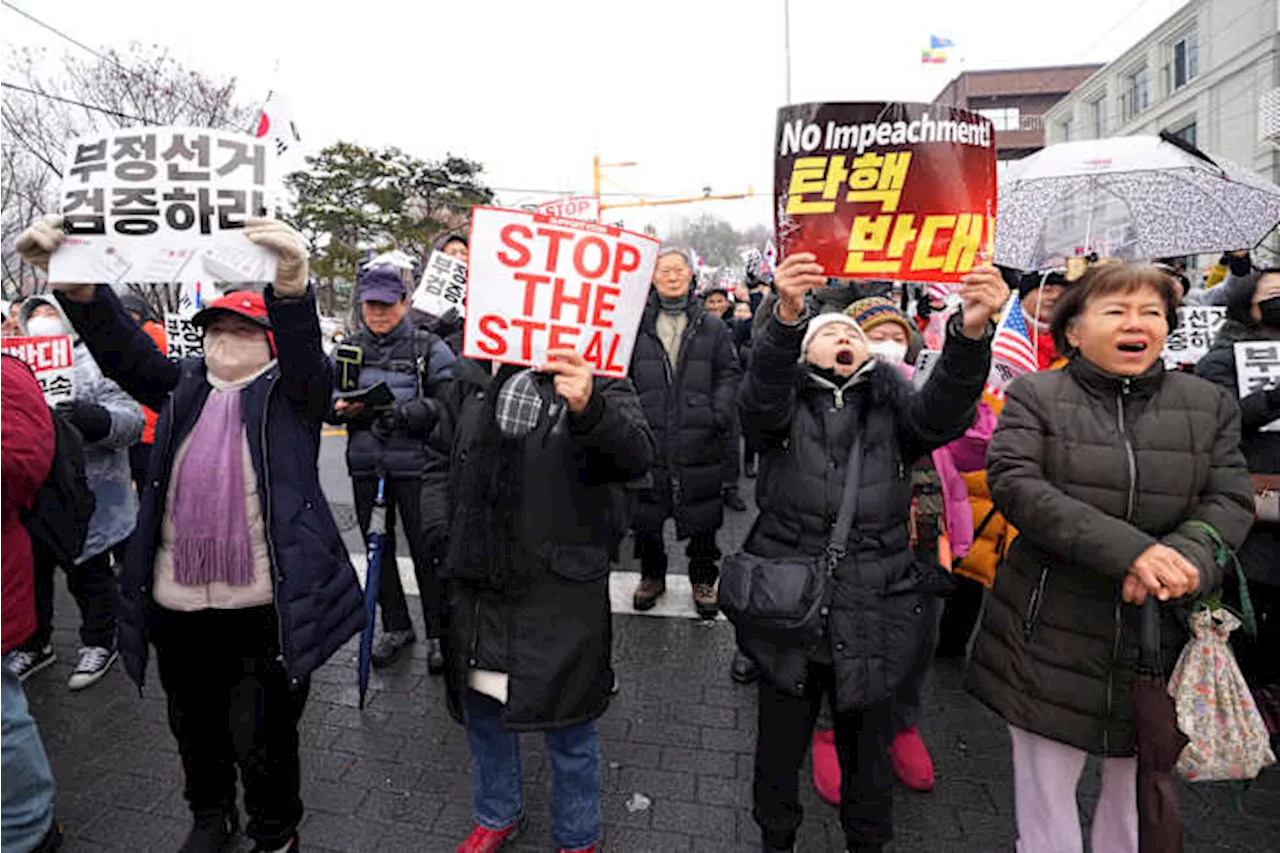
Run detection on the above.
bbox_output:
[995,133,1280,271]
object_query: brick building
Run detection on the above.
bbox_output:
[931,65,1104,162]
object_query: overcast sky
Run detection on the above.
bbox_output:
[4,0,1191,236]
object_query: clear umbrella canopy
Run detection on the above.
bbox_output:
[995,135,1280,271]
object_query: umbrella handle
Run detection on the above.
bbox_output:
[1140,598,1161,663]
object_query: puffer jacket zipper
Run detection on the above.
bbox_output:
[259,374,292,684]
[1104,377,1137,755]
[1023,558,1050,641]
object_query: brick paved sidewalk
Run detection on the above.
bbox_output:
[22,573,1280,853]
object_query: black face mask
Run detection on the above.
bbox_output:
[1260,296,1280,328]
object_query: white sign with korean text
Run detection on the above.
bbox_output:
[1234,341,1280,432]
[1162,307,1228,367]
[411,250,468,319]
[535,196,601,223]
[0,336,75,404]
[165,314,204,359]
[463,207,659,378]
[49,127,278,287]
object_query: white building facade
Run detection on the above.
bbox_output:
[1044,0,1280,184]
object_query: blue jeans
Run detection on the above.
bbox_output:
[2,654,54,853]
[464,690,600,850]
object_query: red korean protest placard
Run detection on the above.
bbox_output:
[774,102,997,282]
[0,336,75,405]
[462,207,659,378]
[535,196,601,223]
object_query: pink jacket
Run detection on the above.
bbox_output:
[898,362,980,559]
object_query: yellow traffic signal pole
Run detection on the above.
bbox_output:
[592,154,755,212]
[601,189,756,211]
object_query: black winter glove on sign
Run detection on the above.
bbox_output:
[56,400,112,444]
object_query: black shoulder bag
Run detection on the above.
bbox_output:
[719,430,864,643]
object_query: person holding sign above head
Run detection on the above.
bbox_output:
[9,294,144,691]
[15,214,364,853]
[441,344,653,852]
[327,265,456,673]
[732,252,1003,853]
[629,248,741,617]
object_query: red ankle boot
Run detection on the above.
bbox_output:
[888,725,935,791]
[457,819,522,853]
[811,728,841,805]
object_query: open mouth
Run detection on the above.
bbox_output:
[835,349,855,365]
[1117,342,1148,354]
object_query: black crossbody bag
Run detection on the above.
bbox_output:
[719,430,864,642]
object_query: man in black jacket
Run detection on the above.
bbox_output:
[329,267,456,671]
[629,248,740,618]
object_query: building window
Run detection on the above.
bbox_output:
[1124,66,1149,120]
[1169,120,1197,148]
[978,107,1021,132]
[1061,117,1076,142]
[1173,33,1199,90]
[1090,95,1108,137]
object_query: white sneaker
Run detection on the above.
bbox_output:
[67,646,117,690]
[8,645,56,681]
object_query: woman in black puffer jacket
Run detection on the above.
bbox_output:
[738,252,1004,853]
[968,263,1254,853]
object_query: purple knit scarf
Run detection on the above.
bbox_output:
[170,389,254,586]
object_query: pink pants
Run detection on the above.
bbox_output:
[1009,725,1138,853]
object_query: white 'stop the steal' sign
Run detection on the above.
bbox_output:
[411,250,468,319]
[462,207,660,378]
[48,127,279,287]
[534,196,601,223]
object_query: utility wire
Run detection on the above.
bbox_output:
[2,81,150,123]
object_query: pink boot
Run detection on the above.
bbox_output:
[888,726,935,791]
[811,728,841,805]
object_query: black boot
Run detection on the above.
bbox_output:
[179,807,239,853]
[370,629,415,668]
[426,637,444,675]
[250,834,298,853]
[723,485,747,512]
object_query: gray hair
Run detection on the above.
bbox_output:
[657,247,693,269]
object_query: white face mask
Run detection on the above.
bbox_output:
[867,340,908,365]
[204,329,271,383]
[25,315,65,338]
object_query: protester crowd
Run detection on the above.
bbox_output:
[2,209,1278,853]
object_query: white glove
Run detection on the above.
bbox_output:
[15,214,64,272]
[245,217,309,298]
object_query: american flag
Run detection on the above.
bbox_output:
[986,293,1038,398]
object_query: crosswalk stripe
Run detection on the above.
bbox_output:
[347,555,721,621]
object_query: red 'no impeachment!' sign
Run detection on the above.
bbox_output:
[462,207,659,378]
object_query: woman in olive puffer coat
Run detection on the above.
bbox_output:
[967,263,1254,853]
